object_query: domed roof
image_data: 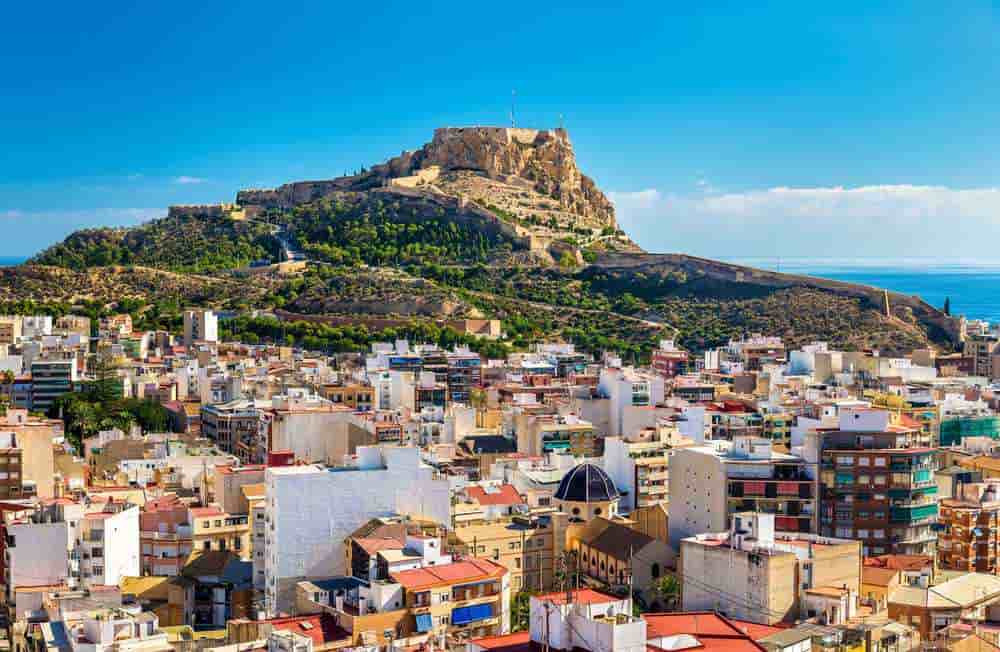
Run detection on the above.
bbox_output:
[554,463,619,503]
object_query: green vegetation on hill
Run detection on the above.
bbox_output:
[221,314,511,359]
[281,194,515,266]
[31,212,277,272]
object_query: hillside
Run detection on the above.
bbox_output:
[14,125,961,356]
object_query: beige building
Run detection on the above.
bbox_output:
[515,413,598,457]
[0,316,22,345]
[679,513,862,625]
[452,516,555,593]
[0,409,57,499]
[189,505,251,559]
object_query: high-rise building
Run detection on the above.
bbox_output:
[817,407,938,556]
[668,436,817,550]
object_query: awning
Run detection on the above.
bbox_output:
[452,603,492,626]
[415,614,433,633]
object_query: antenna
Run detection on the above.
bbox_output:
[510,90,516,128]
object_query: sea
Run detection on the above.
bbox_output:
[726,258,1000,324]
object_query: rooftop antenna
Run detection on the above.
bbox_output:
[510,90,516,128]
[559,113,564,130]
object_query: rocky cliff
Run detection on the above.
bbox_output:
[236,126,617,231]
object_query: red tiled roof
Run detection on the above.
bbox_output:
[263,613,348,646]
[644,613,767,652]
[535,589,619,606]
[189,507,224,517]
[465,484,525,506]
[864,554,933,571]
[354,537,406,555]
[469,631,531,652]
[726,619,788,641]
[391,558,506,590]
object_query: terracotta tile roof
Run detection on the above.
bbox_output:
[354,536,406,555]
[864,554,933,571]
[469,631,531,652]
[644,612,767,652]
[535,588,619,606]
[189,506,224,518]
[465,484,525,506]
[862,566,900,587]
[726,620,787,641]
[263,614,349,646]
[391,558,506,591]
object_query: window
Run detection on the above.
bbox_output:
[857,529,869,538]
[836,456,854,466]
[202,521,210,528]
[875,457,887,467]
[203,541,211,550]
[858,457,870,466]
[214,520,222,527]
[651,563,661,579]
[572,507,580,516]
[857,475,870,484]
[874,476,887,485]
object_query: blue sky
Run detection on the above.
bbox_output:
[3,2,999,258]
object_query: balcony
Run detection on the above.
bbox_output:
[890,504,938,523]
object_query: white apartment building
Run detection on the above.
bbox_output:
[263,446,450,615]
[183,309,218,347]
[598,367,664,436]
[668,437,817,550]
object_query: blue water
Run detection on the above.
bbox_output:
[727,258,1000,324]
[0,257,26,267]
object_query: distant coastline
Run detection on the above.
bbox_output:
[725,257,1000,324]
[0,257,27,267]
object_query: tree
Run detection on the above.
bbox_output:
[651,574,680,612]
[510,591,533,632]
[943,297,951,316]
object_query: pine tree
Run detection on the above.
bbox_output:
[944,297,951,316]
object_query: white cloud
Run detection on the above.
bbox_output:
[609,184,1000,258]
[174,175,207,185]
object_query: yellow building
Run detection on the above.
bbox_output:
[867,392,940,447]
[451,516,555,593]
[189,506,250,559]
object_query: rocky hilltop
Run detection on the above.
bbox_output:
[236,126,620,234]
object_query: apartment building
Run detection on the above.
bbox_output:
[139,494,193,576]
[264,446,451,615]
[603,432,672,513]
[680,513,862,625]
[393,556,510,642]
[201,399,262,459]
[297,536,509,647]
[189,505,250,559]
[447,351,482,404]
[183,309,218,347]
[651,339,688,378]
[29,358,80,412]
[817,407,938,556]
[669,436,817,549]
[0,409,57,499]
[0,316,22,345]
[598,367,664,436]
[257,390,353,464]
[937,479,1000,573]
[963,333,1000,378]
[452,515,555,593]
[514,413,598,457]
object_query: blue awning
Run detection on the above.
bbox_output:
[452,603,492,625]
[415,614,433,632]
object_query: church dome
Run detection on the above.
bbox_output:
[554,463,619,503]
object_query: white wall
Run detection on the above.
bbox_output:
[264,446,450,615]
